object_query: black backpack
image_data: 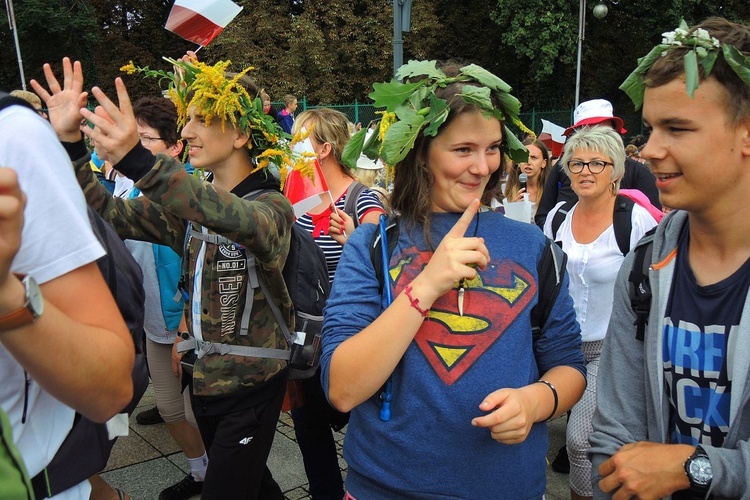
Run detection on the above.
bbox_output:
[369,216,567,342]
[0,91,147,499]
[180,189,330,380]
[30,208,148,499]
[628,228,657,342]
[550,195,635,256]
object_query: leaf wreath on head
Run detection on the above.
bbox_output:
[121,58,305,185]
[620,19,750,110]
[342,60,532,171]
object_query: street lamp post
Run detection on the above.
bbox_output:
[575,0,611,108]
[5,0,26,90]
[393,0,412,77]
[574,0,586,108]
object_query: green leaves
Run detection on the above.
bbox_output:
[422,94,450,137]
[369,80,423,111]
[342,128,368,170]
[619,45,666,110]
[380,114,426,165]
[683,49,699,98]
[723,44,750,88]
[396,60,446,81]
[504,125,529,165]
[460,64,512,93]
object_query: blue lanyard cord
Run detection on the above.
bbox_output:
[378,214,393,422]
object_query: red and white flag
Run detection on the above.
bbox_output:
[284,137,333,219]
[165,0,243,47]
[539,119,566,158]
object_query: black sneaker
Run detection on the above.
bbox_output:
[551,445,570,474]
[159,475,203,500]
[135,406,164,425]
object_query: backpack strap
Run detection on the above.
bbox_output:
[628,228,656,342]
[530,238,567,342]
[549,200,575,242]
[179,188,296,360]
[369,216,400,295]
[343,181,367,228]
[613,194,635,256]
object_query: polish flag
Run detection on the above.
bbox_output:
[165,0,243,47]
[539,119,566,158]
[284,137,333,219]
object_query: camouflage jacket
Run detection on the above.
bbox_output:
[72,148,294,397]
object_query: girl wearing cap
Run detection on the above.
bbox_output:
[320,60,586,499]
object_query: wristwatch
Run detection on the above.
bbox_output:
[684,446,712,495]
[0,274,44,331]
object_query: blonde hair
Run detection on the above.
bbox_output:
[562,126,626,193]
[10,90,42,109]
[293,108,352,175]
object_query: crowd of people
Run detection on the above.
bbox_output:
[1,14,749,500]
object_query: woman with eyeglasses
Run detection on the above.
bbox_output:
[542,126,658,500]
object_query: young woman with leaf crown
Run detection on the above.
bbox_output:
[321,60,586,499]
[34,54,303,499]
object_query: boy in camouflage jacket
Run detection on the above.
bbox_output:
[35,56,296,499]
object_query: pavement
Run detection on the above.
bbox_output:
[101,384,571,499]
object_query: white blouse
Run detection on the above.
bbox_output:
[543,201,658,342]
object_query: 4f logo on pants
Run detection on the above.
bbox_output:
[239,436,254,445]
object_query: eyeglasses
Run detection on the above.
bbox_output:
[139,134,164,146]
[567,160,612,174]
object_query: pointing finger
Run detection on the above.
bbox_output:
[446,199,481,238]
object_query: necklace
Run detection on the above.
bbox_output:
[457,211,480,316]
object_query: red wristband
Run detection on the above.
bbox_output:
[404,284,429,318]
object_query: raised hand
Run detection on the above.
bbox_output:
[415,199,490,303]
[30,57,88,142]
[80,78,139,166]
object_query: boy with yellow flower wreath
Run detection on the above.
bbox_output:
[34,55,303,499]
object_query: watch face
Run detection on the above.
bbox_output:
[688,456,713,485]
[24,276,44,317]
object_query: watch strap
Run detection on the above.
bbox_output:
[0,275,35,332]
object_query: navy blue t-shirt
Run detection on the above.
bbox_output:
[663,223,750,447]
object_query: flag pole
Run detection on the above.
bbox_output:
[4,0,26,90]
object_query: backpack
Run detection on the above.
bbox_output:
[30,208,148,499]
[369,216,567,342]
[0,408,34,500]
[0,92,148,498]
[627,228,657,342]
[179,189,330,380]
[343,181,368,228]
[550,192,661,256]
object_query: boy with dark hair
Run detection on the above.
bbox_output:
[589,17,750,499]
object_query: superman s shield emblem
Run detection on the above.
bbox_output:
[392,247,537,386]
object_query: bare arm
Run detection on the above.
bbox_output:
[0,168,134,423]
[471,365,586,444]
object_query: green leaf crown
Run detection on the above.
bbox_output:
[620,19,750,110]
[342,60,532,171]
